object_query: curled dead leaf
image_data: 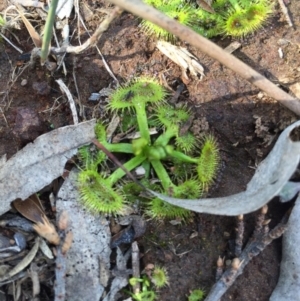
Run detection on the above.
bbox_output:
[13,194,45,224]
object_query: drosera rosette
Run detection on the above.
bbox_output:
[77,77,220,218]
[128,275,157,301]
[126,264,169,300]
[195,0,274,37]
[150,265,169,288]
[140,0,273,39]
[222,0,274,37]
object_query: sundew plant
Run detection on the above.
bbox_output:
[141,0,274,38]
[77,78,220,219]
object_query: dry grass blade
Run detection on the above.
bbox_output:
[15,4,42,47]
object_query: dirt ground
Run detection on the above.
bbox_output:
[0,0,300,300]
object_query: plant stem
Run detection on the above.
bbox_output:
[40,0,59,65]
[169,150,198,164]
[150,160,175,191]
[107,154,146,186]
[104,142,133,154]
[134,102,151,144]
[154,125,178,147]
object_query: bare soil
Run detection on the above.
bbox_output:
[1,0,300,300]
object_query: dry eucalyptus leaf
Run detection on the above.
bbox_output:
[0,155,7,169]
[148,120,300,216]
[270,194,300,301]
[0,120,96,216]
[56,169,111,301]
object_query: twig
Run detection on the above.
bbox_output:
[54,211,73,301]
[0,32,23,53]
[51,6,123,55]
[253,205,268,237]
[204,212,288,301]
[234,214,244,257]
[131,241,141,294]
[106,0,300,116]
[55,79,79,124]
[277,0,293,28]
[216,256,224,281]
[52,26,67,76]
[54,247,66,301]
[28,262,40,301]
[72,60,84,118]
[0,107,8,127]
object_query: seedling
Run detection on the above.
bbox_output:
[141,0,273,38]
[77,77,220,218]
[126,265,169,300]
[128,275,157,301]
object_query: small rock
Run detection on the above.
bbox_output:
[21,79,27,86]
[223,231,230,237]
[134,166,145,177]
[13,107,45,141]
[277,38,290,46]
[257,92,264,99]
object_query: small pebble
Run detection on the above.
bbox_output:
[224,231,230,237]
[21,79,27,86]
[257,92,264,99]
